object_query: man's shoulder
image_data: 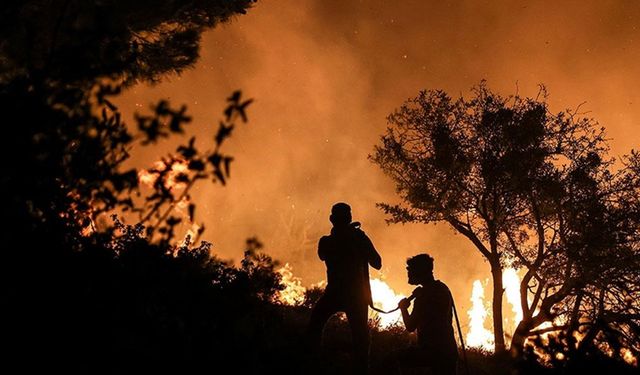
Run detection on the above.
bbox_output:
[434,280,452,297]
[418,280,450,295]
[351,225,372,243]
[319,235,331,244]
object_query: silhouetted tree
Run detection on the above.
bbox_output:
[0,2,261,373]
[511,150,640,364]
[0,0,254,86]
[371,83,640,359]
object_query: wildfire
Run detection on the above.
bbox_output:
[369,278,405,328]
[503,267,523,334]
[182,221,202,244]
[466,279,494,351]
[275,263,306,306]
[622,348,638,367]
[274,265,405,328]
[466,267,523,351]
[274,262,640,367]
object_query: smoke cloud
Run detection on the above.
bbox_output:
[115,0,640,320]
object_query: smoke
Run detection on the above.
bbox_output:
[114,0,640,325]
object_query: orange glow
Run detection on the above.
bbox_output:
[182,222,202,244]
[466,279,494,351]
[466,268,524,351]
[622,348,638,367]
[369,278,405,328]
[503,267,523,344]
[274,264,405,328]
[275,263,306,305]
[113,3,640,363]
[138,159,190,191]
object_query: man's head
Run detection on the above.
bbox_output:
[330,202,352,227]
[406,253,434,285]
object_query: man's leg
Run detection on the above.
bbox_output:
[346,303,370,374]
[431,355,458,375]
[306,292,339,351]
[397,347,457,375]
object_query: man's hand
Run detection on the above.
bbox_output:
[398,298,411,310]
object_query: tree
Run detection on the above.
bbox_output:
[371,83,640,357]
[0,0,254,86]
[0,2,263,372]
[512,149,640,364]
[0,0,257,246]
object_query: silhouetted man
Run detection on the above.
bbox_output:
[397,254,458,375]
[307,202,382,374]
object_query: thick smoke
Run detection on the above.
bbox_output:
[115,0,640,318]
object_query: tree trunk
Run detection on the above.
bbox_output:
[490,260,506,354]
[510,318,533,357]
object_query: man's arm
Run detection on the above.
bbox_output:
[318,236,329,261]
[361,233,382,270]
[399,298,417,332]
[433,283,453,319]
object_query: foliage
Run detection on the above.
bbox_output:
[0,0,255,86]
[0,1,262,373]
[371,82,640,361]
[303,285,327,309]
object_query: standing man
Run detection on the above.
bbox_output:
[307,202,382,374]
[397,254,458,375]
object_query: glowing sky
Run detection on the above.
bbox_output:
[115,0,640,317]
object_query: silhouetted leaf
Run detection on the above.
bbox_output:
[208,153,222,168]
[215,122,234,145]
[188,159,205,171]
[236,98,253,122]
[178,136,198,158]
[213,169,225,185]
[174,173,189,183]
[224,156,233,177]
[166,216,181,227]
[188,203,195,222]
[227,90,241,103]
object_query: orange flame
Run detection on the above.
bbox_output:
[466,279,494,351]
[369,278,405,328]
[274,265,405,329]
[622,348,638,367]
[275,263,306,306]
[466,267,523,352]
[503,267,523,342]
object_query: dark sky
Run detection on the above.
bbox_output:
[115,0,640,315]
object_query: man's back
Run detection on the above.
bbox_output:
[318,224,381,303]
[306,204,382,375]
[412,280,458,356]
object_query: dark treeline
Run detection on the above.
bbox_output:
[1,1,638,374]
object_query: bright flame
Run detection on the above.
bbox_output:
[182,222,202,244]
[466,267,524,351]
[369,278,405,328]
[503,267,523,342]
[466,279,494,351]
[622,347,638,367]
[273,266,405,328]
[275,263,306,306]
